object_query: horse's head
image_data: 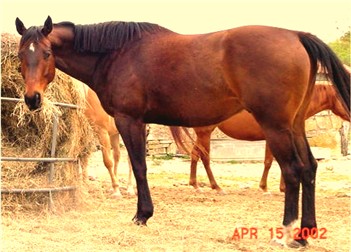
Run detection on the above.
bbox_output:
[15,16,55,110]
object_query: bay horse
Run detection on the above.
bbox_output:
[78,80,135,198]
[15,16,349,246]
[189,85,350,193]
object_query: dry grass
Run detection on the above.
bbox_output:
[2,154,350,252]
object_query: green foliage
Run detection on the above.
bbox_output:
[152,153,175,160]
[328,30,350,66]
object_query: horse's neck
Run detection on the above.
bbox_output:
[54,50,99,84]
[305,87,332,118]
[50,26,100,85]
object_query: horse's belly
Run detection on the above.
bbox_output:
[218,112,265,141]
[143,98,243,127]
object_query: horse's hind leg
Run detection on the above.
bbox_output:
[189,142,201,191]
[287,83,318,245]
[259,118,317,246]
[259,143,286,192]
[259,143,274,192]
[191,127,223,193]
[294,119,318,245]
[255,120,303,245]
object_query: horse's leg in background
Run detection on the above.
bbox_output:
[279,174,286,192]
[259,143,286,192]
[110,132,136,196]
[110,133,120,178]
[78,154,90,184]
[108,132,125,198]
[97,129,122,198]
[190,126,223,193]
[114,117,152,225]
[189,142,201,191]
[259,143,274,192]
[189,129,204,192]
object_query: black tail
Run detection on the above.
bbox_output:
[298,32,350,114]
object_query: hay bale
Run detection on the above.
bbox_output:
[1,33,96,211]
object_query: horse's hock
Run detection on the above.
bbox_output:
[1,34,96,212]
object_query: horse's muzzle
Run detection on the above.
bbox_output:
[24,92,41,111]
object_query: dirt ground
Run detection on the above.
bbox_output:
[2,148,351,252]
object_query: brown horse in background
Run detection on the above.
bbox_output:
[76,79,135,198]
[189,85,350,193]
[16,16,349,246]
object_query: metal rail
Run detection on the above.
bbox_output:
[1,157,76,162]
[1,186,76,194]
[0,97,79,109]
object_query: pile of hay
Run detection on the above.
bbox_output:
[1,33,96,211]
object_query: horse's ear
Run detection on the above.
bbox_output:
[41,16,53,36]
[15,17,26,35]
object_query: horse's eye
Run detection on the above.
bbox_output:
[43,51,51,60]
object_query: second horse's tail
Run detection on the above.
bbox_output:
[169,126,194,155]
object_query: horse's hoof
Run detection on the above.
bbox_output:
[88,176,98,181]
[132,215,147,226]
[195,188,203,193]
[259,186,267,192]
[269,238,285,247]
[111,192,123,199]
[216,189,226,195]
[270,238,308,248]
[288,239,308,248]
[126,187,136,196]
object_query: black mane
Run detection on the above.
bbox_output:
[71,21,169,53]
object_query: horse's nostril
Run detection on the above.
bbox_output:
[35,93,41,106]
[24,92,41,110]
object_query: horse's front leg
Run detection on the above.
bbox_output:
[114,116,153,225]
